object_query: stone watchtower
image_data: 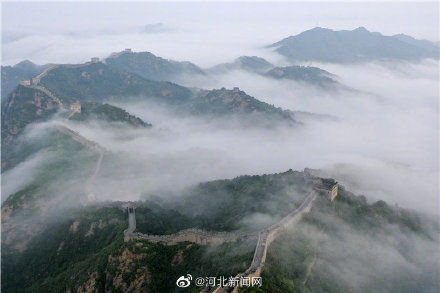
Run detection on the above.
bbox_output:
[330,184,338,201]
[304,168,339,201]
[19,79,31,86]
[70,101,81,113]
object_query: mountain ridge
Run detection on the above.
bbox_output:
[269,27,439,63]
[105,50,205,82]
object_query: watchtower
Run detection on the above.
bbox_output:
[330,184,338,201]
[304,168,338,201]
[19,79,31,86]
[70,101,82,113]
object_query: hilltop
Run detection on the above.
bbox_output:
[208,56,274,74]
[208,56,343,89]
[67,102,150,128]
[265,65,338,88]
[38,62,192,105]
[190,87,294,124]
[105,50,205,82]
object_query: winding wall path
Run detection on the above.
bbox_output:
[213,190,317,293]
[55,125,105,202]
[123,190,317,293]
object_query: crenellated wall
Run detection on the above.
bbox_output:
[126,227,258,246]
[121,169,338,293]
[202,191,318,293]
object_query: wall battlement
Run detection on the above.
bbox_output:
[19,79,31,86]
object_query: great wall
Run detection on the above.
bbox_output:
[214,189,318,293]
[18,51,131,120]
[17,55,338,291]
[19,49,133,90]
[122,176,334,293]
[55,125,104,152]
[17,55,135,204]
[54,125,105,202]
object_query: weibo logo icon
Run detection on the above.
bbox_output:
[176,274,192,288]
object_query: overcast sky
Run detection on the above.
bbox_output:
[2,1,439,66]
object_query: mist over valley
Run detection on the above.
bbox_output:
[1,2,439,292]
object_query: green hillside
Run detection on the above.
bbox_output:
[191,88,294,123]
[1,85,60,149]
[208,56,274,74]
[258,187,439,293]
[38,62,293,123]
[3,163,437,292]
[68,102,151,128]
[1,85,150,171]
[39,62,192,105]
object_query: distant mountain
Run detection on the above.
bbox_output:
[292,110,338,123]
[105,51,205,82]
[142,23,172,34]
[269,27,439,63]
[1,60,52,101]
[265,65,338,87]
[209,56,342,89]
[392,33,439,51]
[208,56,274,74]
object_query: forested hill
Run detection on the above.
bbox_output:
[105,51,205,82]
[37,62,295,123]
[38,62,192,105]
[191,87,294,123]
